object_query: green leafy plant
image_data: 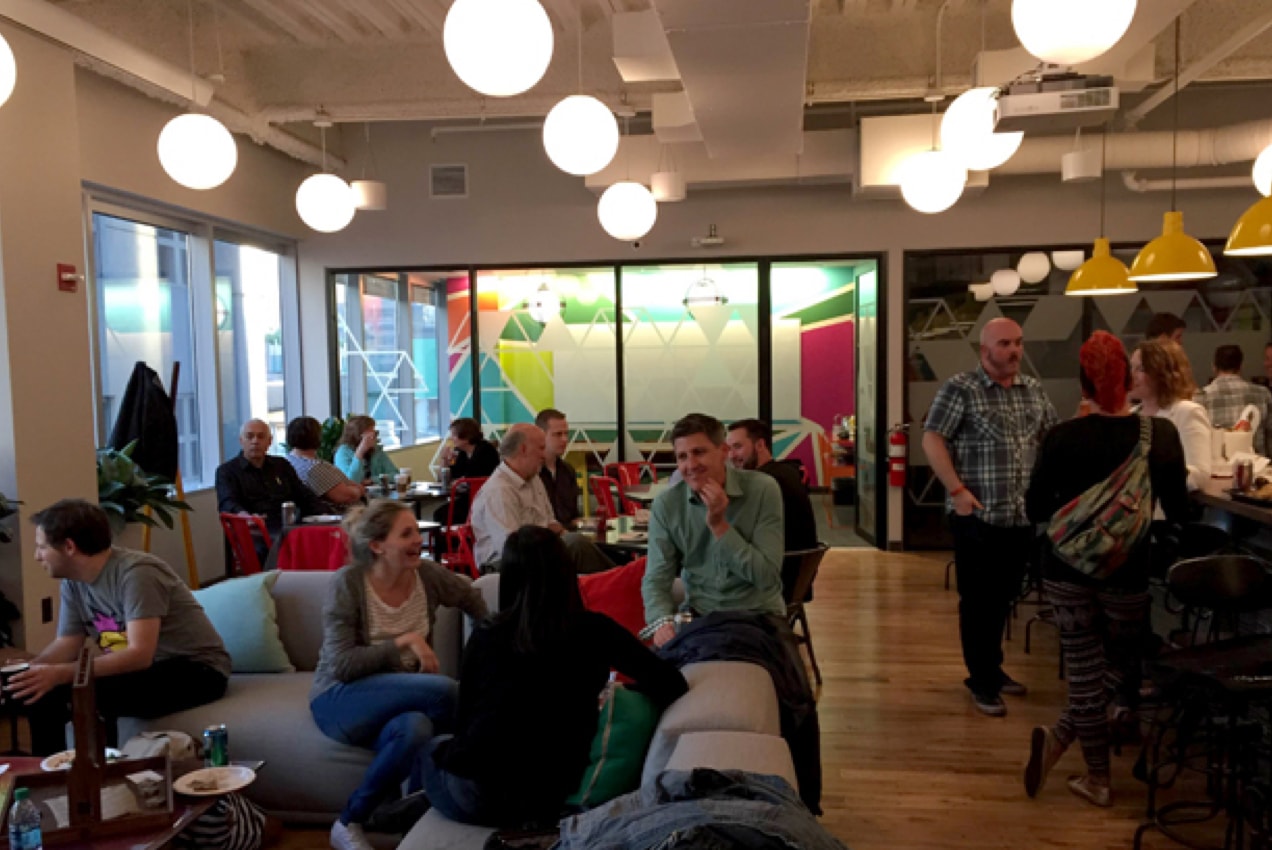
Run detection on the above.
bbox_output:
[319,416,345,463]
[0,493,21,544]
[96,441,191,534]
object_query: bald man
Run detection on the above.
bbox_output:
[215,418,325,543]
[922,318,1058,717]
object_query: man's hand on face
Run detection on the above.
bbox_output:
[698,478,729,533]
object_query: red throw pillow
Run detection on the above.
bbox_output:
[579,557,647,637]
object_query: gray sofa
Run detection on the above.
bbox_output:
[120,570,795,847]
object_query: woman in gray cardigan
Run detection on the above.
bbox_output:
[310,500,488,850]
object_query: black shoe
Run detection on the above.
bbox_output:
[971,690,1006,717]
[1000,676,1028,697]
[364,791,431,836]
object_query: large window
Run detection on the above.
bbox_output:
[334,272,450,446]
[89,204,299,490]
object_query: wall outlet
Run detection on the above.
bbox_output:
[41,597,52,624]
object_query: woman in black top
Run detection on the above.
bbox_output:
[1022,332,1189,808]
[433,417,499,525]
[422,526,688,827]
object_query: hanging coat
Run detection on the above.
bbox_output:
[108,362,179,480]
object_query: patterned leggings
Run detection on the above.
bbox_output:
[1043,579,1150,777]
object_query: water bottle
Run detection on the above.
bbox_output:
[9,787,42,850]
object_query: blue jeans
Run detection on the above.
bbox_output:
[420,736,501,826]
[310,673,458,824]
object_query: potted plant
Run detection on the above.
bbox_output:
[96,441,191,535]
[319,416,344,462]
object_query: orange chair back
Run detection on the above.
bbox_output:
[591,475,636,517]
[276,525,348,571]
[219,513,270,576]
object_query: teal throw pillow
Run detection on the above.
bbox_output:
[192,572,294,674]
[567,684,660,808]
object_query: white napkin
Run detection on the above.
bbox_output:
[1229,451,1270,477]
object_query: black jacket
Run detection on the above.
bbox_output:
[108,362,179,480]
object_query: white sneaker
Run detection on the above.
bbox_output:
[331,820,375,850]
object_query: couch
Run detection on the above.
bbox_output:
[119,570,795,846]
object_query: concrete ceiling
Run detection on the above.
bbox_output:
[32,0,1272,160]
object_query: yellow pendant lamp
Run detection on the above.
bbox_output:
[1129,20,1217,284]
[1067,130,1136,297]
[1225,195,1272,256]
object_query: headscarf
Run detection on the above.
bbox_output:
[1080,331,1130,414]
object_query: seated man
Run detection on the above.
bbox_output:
[642,412,821,814]
[216,418,325,541]
[12,500,231,755]
[536,407,580,527]
[1197,344,1272,455]
[727,418,818,553]
[470,423,613,575]
[284,416,365,512]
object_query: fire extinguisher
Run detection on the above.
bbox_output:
[888,424,907,488]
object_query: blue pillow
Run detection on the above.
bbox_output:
[193,572,294,673]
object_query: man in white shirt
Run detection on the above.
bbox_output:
[469,423,614,574]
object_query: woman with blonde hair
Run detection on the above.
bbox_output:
[310,500,487,850]
[1131,338,1213,490]
[334,415,398,484]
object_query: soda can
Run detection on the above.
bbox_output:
[1235,459,1255,492]
[281,501,298,526]
[203,724,229,767]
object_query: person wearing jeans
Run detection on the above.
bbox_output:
[922,318,1059,717]
[310,501,487,850]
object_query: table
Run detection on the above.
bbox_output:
[624,483,668,504]
[372,483,450,521]
[1194,476,1272,526]
[578,516,650,558]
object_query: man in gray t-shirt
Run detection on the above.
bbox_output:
[10,500,230,755]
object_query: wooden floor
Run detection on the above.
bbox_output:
[277,549,1199,849]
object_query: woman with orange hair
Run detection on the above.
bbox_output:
[1022,332,1188,808]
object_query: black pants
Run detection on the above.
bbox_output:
[950,514,1034,695]
[25,658,228,756]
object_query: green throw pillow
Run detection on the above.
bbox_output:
[192,572,294,674]
[568,685,660,808]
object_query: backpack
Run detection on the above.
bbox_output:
[1045,416,1154,580]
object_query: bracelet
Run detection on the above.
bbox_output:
[949,485,967,497]
[638,616,674,641]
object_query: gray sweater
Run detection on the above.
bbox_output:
[310,561,488,700]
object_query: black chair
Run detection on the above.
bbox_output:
[784,544,830,686]
[1167,555,1272,647]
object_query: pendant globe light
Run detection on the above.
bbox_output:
[158,1,237,190]
[899,149,966,214]
[0,32,15,109]
[444,0,553,97]
[543,9,618,176]
[1254,145,1272,197]
[1011,0,1137,66]
[940,88,1024,172]
[1129,21,1216,284]
[597,117,657,241]
[296,120,356,233]
[1068,130,1136,296]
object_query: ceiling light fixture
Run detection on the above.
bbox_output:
[598,117,657,241]
[683,272,728,308]
[526,282,562,323]
[1068,129,1136,296]
[991,269,1021,297]
[0,32,15,109]
[968,282,994,302]
[1225,195,1272,257]
[901,12,966,215]
[296,119,356,233]
[1017,252,1051,284]
[543,9,618,176]
[1011,0,1137,66]
[444,0,553,97]
[1252,144,1272,197]
[1129,21,1216,283]
[158,0,236,190]
[940,87,1024,171]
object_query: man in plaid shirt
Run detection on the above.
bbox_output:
[1197,345,1272,455]
[922,318,1058,717]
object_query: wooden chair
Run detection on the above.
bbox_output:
[783,544,830,686]
[604,462,658,488]
[591,475,636,517]
[276,526,348,571]
[218,513,270,576]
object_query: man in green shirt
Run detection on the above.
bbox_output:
[642,413,786,647]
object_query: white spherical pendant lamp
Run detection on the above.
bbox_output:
[0,33,15,109]
[157,113,238,190]
[543,96,620,176]
[1011,0,1137,66]
[597,182,657,241]
[899,150,967,214]
[1254,145,1272,198]
[940,88,1024,171]
[991,269,1022,297]
[1017,252,1052,283]
[444,0,554,97]
[296,173,356,233]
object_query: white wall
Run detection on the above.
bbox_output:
[295,120,1263,545]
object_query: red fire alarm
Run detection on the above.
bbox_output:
[57,263,79,293]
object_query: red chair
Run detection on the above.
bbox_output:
[219,513,270,576]
[439,477,487,578]
[604,462,658,488]
[591,476,636,517]
[276,526,349,571]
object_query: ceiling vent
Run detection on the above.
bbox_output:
[430,164,468,199]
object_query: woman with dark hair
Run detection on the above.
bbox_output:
[1022,332,1189,808]
[433,418,500,524]
[287,416,365,511]
[334,415,399,484]
[422,526,688,827]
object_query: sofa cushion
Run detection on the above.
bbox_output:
[665,731,797,790]
[641,661,780,788]
[192,572,293,674]
[117,672,371,820]
[578,559,646,637]
[568,684,659,808]
[270,571,332,672]
[400,809,494,850]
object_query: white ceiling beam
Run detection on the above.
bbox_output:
[352,0,409,39]
[301,1,365,44]
[382,0,442,38]
[1122,6,1272,127]
[239,0,316,41]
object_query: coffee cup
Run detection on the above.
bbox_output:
[0,662,29,704]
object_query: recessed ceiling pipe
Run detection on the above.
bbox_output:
[1121,171,1254,193]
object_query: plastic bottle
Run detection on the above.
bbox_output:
[9,787,42,850]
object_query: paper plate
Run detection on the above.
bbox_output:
[40,748,122,771]
[174,765,256,796]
